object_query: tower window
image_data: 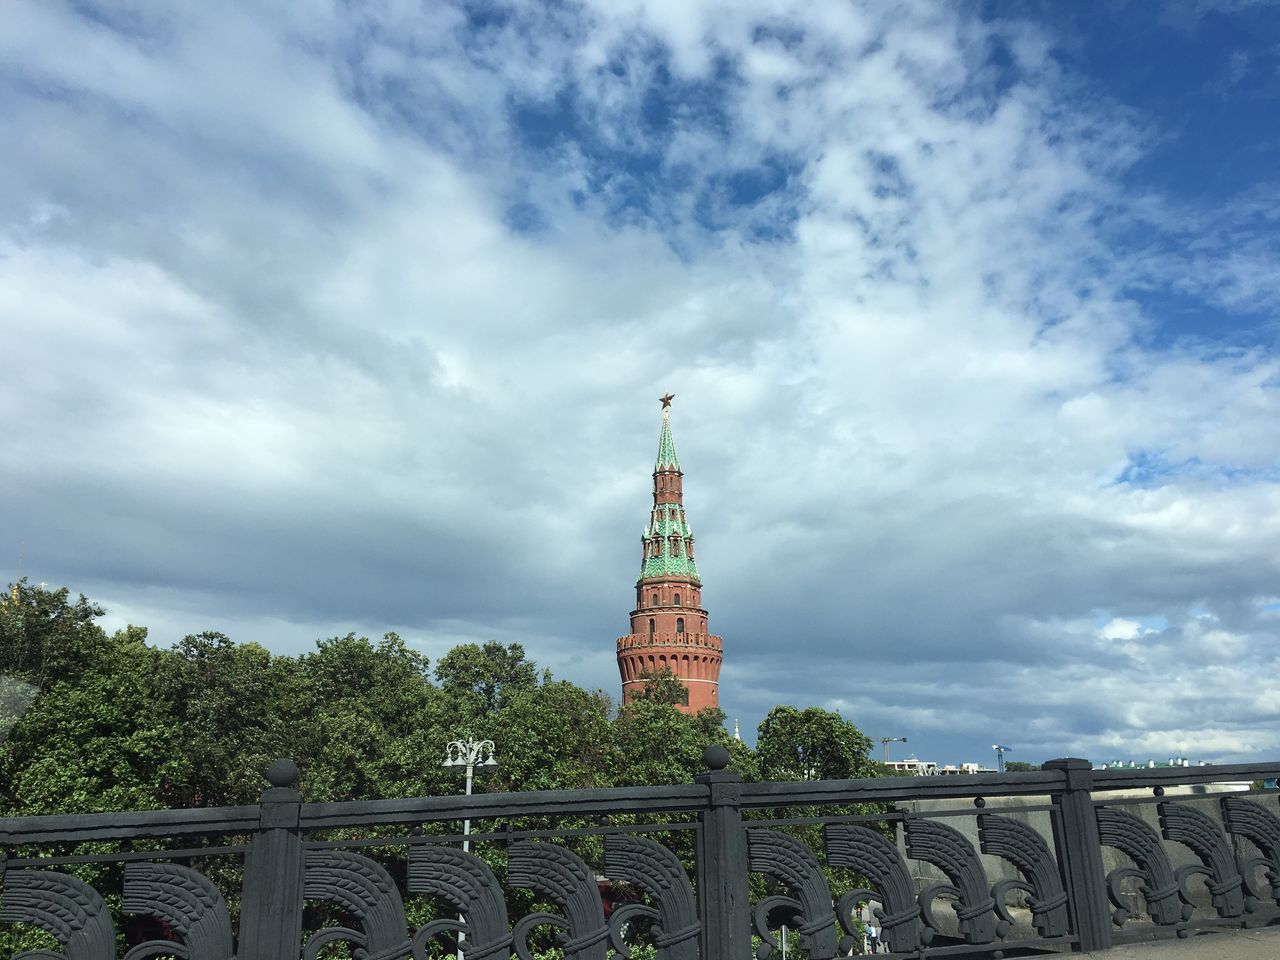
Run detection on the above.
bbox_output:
[648,618,655,634]
[652,593,659,607]
[673,592,681,606]
[676,617,685,634]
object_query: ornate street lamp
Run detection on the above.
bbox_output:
[443,738,496,854]
[444,738,495,960]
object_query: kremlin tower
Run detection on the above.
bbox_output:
[616,394,723,713]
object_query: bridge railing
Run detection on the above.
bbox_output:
[2,749,1280,958]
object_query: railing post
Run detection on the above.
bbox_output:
[695,744,750,960]
[1044,757,1112,953]
[237,759,304,960]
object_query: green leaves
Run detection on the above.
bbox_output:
[632,667,689,706]
[0,579,112,690]
[434,640,538,715]
[756,705,878,782]
[0,582,879,815]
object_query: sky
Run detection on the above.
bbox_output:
[2,0,1279,768]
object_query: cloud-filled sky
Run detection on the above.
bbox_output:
[3,0,1280,766]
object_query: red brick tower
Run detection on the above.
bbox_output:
[617,394,723,713]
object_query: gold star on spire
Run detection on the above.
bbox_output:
[659,392,675,410]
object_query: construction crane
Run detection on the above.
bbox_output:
[992,744,1012,773]
[880,736,908,763]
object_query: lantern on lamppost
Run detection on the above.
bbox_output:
[443,738,496,854]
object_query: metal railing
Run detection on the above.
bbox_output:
[2,748,1279,958]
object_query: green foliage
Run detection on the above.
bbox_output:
[434,641,539,714]
[282,631,441,801]
[0,590,186,814]
[162,631,291,805]
[634,666,689,707]
[0,580,112,689]
[487,680,616,792]
[0,582,878,815]
[1004,760,1040,772]
[756,705,878,782]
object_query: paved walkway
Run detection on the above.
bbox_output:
[1083,928,1280,959]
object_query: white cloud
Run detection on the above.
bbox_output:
[1099,618,1145,642]
[2,0,1278,763]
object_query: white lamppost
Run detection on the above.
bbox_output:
[444,737,497,853]
[444,738,496,959]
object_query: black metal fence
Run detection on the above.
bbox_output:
[2,746,1280,959]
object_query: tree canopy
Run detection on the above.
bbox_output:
[0,580,877,815]
[1004,760,1041,772]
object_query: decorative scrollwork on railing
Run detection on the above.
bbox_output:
[605,902,662,960]
[303,850,411,960]
[508,841,608,960]
[1096,807,1186,926]
[1222,796,1280,906]
[602,834,699,960]
[746,829,836,959]
[750,897,803,960]
[407,845,511,960]
[1158,802,1245,919]
[977,814,1069,938]
[824,824,923,954]
[121,862,233,960]
[0,869,115,960]
[905,818,1001,944]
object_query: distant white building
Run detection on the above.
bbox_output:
[886,756,996,776]
[1096,758,1207,769]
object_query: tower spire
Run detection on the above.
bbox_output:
[655,394,680,472]
[616,400,723,713]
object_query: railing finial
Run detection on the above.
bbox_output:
[265,758,299,788]
[703,744,729,771]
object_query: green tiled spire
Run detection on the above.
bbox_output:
[655,411,681,472]
[639,545,700,581]
[638,501,700,582]
[639,403,698,583]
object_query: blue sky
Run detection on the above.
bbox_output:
[2,0,1279,767]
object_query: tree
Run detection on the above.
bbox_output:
[488,680,616,792]
[634,667,689,707]
[433,641,539,716]
[281,632,439,801]
[611,694,739,787]
[161,632,291,806]
[0,622,186,814]
[1004,761,1040,772]
[0,580,113,690]
[1,581,898,822]
[755,705,877,782]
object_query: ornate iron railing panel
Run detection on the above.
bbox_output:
[2,751,1279,959]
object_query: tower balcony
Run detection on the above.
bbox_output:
[617,632,723,653]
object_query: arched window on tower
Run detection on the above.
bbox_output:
[648,618,655,634]
[676,617,685,634]
[673,592,681,606]
[651,593,659,607]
